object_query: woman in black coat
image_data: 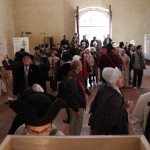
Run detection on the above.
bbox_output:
[89,67,129,135]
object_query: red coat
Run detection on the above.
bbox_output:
[98,51,120,71]
[79,56,89,82]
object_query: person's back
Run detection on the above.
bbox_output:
[89,67,128,135]
[89,82,128,135]
[98,51,120,70]
[98,43,120,71]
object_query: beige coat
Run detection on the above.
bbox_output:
[131,92,150,135]
[48,56,60,77]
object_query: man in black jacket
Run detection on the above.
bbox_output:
[13,52,43,98]
[67,59,88,135]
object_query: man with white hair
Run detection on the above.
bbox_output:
[67,59,88,135]
[89,67,129,135]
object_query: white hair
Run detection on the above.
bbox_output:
[73,55,81,60]
[90,47,96,53]
[32,84,44,93]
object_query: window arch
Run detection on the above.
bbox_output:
[79,7,109,44]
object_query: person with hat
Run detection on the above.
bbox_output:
[13,52,43,98]
[88,67,129,135]
[10,92,66,136]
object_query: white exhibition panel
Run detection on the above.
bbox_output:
[13,37,29,54]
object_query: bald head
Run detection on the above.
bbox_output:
[70,60,82,73]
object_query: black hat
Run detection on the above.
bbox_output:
[21,52,34,60]
[9,93,66,126]
[62,52,72,62]
[119,42,124,48]
[20,48,25,52]
[34,46,39,50]
[106,43,113,52]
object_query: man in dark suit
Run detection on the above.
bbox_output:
[103,34,112,46]
[13,52,43,98]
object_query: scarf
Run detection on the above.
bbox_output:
[68,71,87,107]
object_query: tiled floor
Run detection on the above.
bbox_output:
[0,66,150,143]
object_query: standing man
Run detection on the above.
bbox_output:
[103,34,112,46]
[61,35,69,48]
[80,35,89,48]
[13,52,42,98]
[67,60,88,135]
[131,45,146,90]
[90,36,97,47]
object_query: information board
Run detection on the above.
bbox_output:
[13,37,29,54]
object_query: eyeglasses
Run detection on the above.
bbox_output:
[26,126,51,136]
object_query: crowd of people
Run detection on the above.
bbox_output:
[0,33,149,142]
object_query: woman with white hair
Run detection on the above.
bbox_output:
[88,67,129,135]
[84,48,94,86]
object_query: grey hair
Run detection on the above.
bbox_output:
[70,59,81,70]
[85,48,90,53]
[90,47,96,53]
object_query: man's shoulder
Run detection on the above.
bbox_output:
[50,124,65,136]
[138,92,150,104]
[30,64,39,69]
[14,124,26,135]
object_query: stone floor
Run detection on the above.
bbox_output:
[0,66,150,144]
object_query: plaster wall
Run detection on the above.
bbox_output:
[13,0,150,52]
[0,0,15,57]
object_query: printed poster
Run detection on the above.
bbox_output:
[13,37,29,54]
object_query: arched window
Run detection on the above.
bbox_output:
[79,8,109,44]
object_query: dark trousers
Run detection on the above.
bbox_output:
[133,69,143,87]
[129,68,133,81]
[50,77,57,90]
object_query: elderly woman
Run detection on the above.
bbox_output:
[84,48,94,86]
[88,67,129,135]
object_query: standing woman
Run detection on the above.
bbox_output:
[84,48,94,86]
[89,67,129,135]
[120,49,130,87]
[48,50,60,91]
